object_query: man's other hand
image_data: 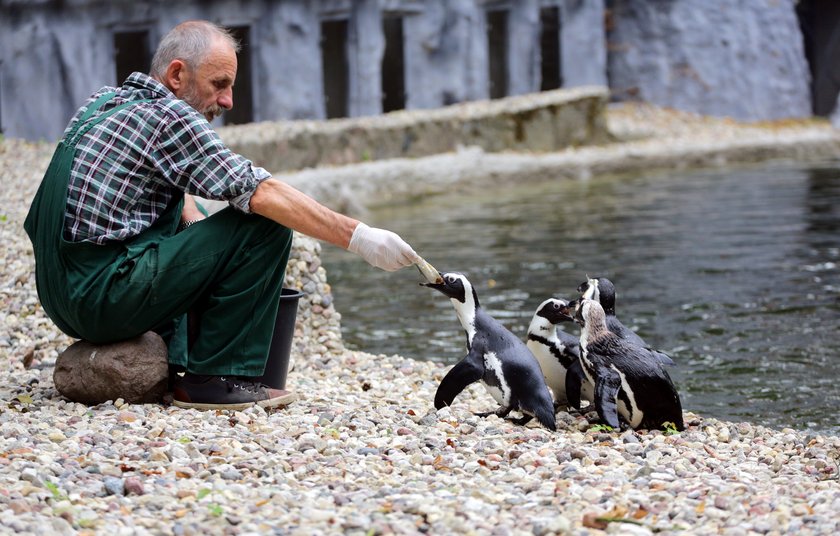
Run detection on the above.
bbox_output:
[181,194,208,223]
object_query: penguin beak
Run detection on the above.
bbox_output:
[558,300,576,320]
[420,270,452,296]
[421,277,445,290]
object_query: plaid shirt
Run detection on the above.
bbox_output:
[64,72,270,244]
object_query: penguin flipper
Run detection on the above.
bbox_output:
[434,358,484,410]
[652,349,675,366]
[594,370,622,429]
[565,359,586,410]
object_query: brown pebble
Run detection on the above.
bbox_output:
[117,411,138,423]
[571,449,588,460]
[9,500,31,514]
[22,347,35,368]
[124,476,145,495]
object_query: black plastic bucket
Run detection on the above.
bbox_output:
[255,288,304,390]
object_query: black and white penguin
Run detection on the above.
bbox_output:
[423,271,556,431]
[525,298,593,410]
[578,277,675,366]
[565,298,685,431]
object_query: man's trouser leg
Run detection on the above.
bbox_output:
[65,207,293,376]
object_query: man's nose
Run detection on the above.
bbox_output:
[218,87,233,110]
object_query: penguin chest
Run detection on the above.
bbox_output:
[611,365,643,428]
[578,346,597,387]
[481,351,511,406]
[526,339,567,399]
[578,332,596,384]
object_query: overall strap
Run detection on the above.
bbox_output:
[66,94,154,147]
[64,91,116,142]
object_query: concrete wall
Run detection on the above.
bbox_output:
[2,0,591,141]
[561,0,607,87]
[0,0,831,142]
[607,0,812,121]
[402,0,487,108]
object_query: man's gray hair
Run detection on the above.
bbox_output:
[150,21,240,78]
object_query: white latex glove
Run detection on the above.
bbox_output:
[347,223,420,271]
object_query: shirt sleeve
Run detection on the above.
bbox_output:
[151,102,270,213]
[229,164,271,212]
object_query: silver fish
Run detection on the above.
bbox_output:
[416,258,443,285]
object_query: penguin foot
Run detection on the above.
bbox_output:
[474,406,513,420]
[505,415,534,427]
[552,402,568,414]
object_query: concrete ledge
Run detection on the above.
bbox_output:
[218,87,610,173]
[273,105,840,214]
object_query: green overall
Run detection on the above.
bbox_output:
[24,92,292,376]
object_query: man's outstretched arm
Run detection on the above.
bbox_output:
[249,178,420,271]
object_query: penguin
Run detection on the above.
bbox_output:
[525,298,593,410]
[564,298,685,431]
[422,271,556,431]
[577,277,675,366]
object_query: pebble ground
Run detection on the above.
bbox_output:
[1,105,839,535]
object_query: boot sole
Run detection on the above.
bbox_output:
[173,391,297,411]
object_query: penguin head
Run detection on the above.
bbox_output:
[577,276,616,315]
[422,271,476,305]
[573,298,607,329]
[535,298,575,324]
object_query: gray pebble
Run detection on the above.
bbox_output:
[102,477,125,496]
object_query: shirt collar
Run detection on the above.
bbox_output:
[123,72,176,99]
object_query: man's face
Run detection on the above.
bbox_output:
[178,40,237,122]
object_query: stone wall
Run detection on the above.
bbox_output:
[283,234,345,371]
[219,86,610,173]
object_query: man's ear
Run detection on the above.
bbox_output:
[164,59,188,93]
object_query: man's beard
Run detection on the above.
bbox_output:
[181,82,223,122]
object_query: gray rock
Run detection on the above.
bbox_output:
[20,468,43,486]
[532,515,572,536]
[103,477,125,496]
[53,332,169,404]
[220,469,243,481]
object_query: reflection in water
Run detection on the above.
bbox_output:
[806,166,840,237]
[321,161,840,434]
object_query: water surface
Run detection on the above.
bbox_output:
[321,161,840,435]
